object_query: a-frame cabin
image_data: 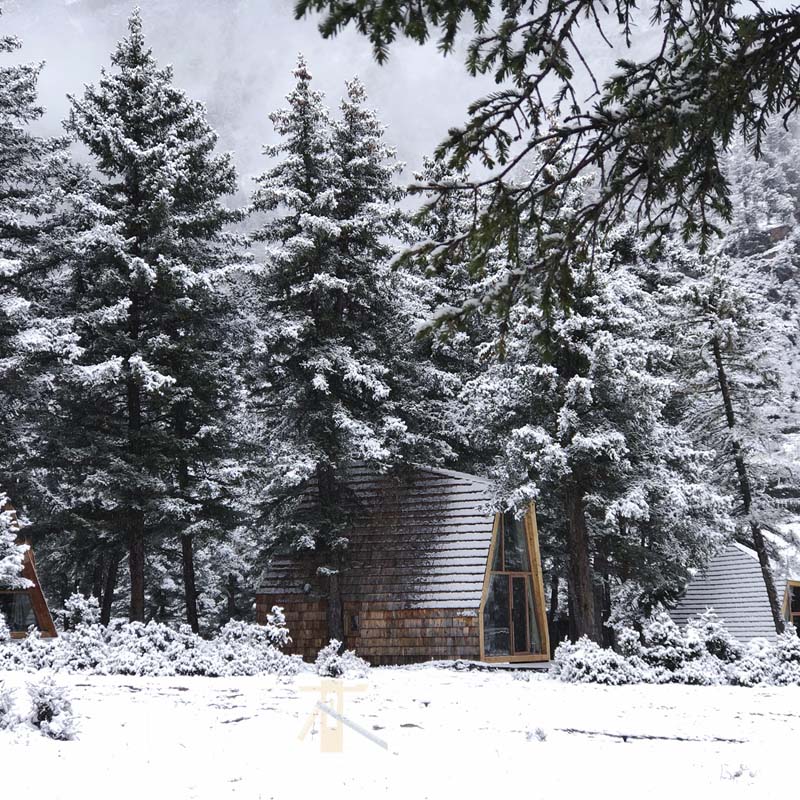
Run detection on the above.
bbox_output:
[0,504,57,639]
[256,465,549,665]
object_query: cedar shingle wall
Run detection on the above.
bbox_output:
[257,596,328,662]
[347,605,481,665]
[257,596,480,665]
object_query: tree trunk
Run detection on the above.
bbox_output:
[548,573,559,627]
[126,286,146,624]
[181,533,199,633]
[564,482,600,642]
[711,336,785,633]
[317,462,345,643]
[547,573,559,654]
[101,553,120,626]
[326,569,345,643]
[128,511,145,622]
[226,574,238,621]
[90,556,104,600]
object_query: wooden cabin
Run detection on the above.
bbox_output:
[0,504,57,639]
[669,542,800,642]
[256,465,550,665]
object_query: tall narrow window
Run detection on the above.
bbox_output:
[482,511,544,658]
[787,583,800,635]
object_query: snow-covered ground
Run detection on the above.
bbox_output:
[3,667,799,799]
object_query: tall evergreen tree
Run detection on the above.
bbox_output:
[43,11,244,627]
[669,255,793,633]
[0,16,76,507]
[250,60,446,640]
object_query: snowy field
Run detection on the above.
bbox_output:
[2,667,799,799]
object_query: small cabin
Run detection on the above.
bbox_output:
[256,465,550,665]
[0,505,57,639]
[669,542,783,642]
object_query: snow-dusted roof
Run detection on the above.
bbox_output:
[669,543,777,642]
[257,464,496,610]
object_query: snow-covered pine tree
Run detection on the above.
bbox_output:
[249,60,446,640]
[668,254,793,633]
[462,236,730,642]
[0,17,76,506]
[43,11,245,627]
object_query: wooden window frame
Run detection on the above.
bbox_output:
[478,504,550,663]
[784,580,800,633]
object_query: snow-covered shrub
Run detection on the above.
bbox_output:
[103,620,200,677]
[57,593,100,630]
[639,611,698,672]
[0,681,17,730]
[50,622,110,674]
[217,612,290,650]
[3,628,53,672]
[673,652,728,685]
[614,625,644,658]
[686,609,742,663]
[315,639,369,678]
[27,673,77,740]
[205,619,301,677]
[730,638,776,687]
[0,614,9,644]
[770,630,800,685]
[552,636,653,685]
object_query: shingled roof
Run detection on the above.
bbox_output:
[257,464,496,610]
[669,543,776,642]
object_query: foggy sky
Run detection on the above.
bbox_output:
[5,0,662,190]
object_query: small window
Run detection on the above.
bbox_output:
[787,583,800,635]
[0,591,37,633]
[349,613,359,633]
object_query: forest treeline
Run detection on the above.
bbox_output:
[1,11,798,642]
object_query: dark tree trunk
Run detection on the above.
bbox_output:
[326,569,345,643]
[128,511,145,622]
[317,461,345,643]
[181,533,199,633]
[564,482,600,642]
[711,336,784,633]
[101,553,120,626]
[91,556,104,600]
[226,574,238,620]
[548,573,559,627]
[126,285,146,624]
[548,573,560,655]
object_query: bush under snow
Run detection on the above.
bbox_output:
[27,672,77,740]
[553,609,800,687]
[315,639,369,678]
[0,602,303,677]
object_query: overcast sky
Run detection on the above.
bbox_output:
[6,0,663,191]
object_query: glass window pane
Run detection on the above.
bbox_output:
[791,586,800,613]
[526,579,543,654]
[483,574,510,655]
[512,577,528,653]
[502,511,529,572]
[0,592,36,633]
